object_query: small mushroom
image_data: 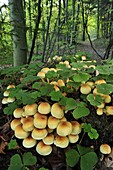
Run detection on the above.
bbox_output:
[51,103,64,119]
[100,144,111,154]
[54,135,69,148]
[24,103,37,116]
[56,121,72,136]
[31,128,48,140]
[23,136,37,148]
[38,102,51,115]
[36,141,52,156]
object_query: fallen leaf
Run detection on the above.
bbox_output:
[0,140,8,154]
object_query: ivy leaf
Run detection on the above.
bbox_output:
[65,98,77,110]
[8,154,23,170]
[88,128,99,140]
[8,139,18,149]
[87,94,103,106]
[97,83,113,95]
[73,73,91,82]
[22,152,37,166]
[72,106,90,119]
[49,91,63,101]
[65,149,80,167]
[80,152,98,170]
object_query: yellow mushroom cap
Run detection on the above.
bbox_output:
[57,79,65,87]
[106,106,113,115]
[71,121,82,135]
[43,133,54,145]
[38,102,51,115]
[37,71,45,78]
[13,108,24,118]
[2,98,8,104]
[23,136,37,148]
[86,81,95,89]
[56,121,72,136]
[15,124,30,139]
[41,67,50,73]
[7,97,15,103]
[80,84,91,95]
[7,84,15,89]
[96,108,104,116]
[22,117,34,132]
[95,79,106,85]
[51,103,64,119]
[24,103,37,116]
[97,102,105,109]
[34,113,47,129]
[54,85,60,91]
[103,95,111,103]
[100,144,111,154]
[50,81,58,86]
[68,134,79,143]
[48,116,60,129]
[54,135,69,148]
[10,118,21,130]
[31,128,48,140]
[36,141,52,156]
[64,60,70,66]
[49,68,57,72]
[3,90,10,97]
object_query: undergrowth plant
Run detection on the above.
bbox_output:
[1,55,113,169]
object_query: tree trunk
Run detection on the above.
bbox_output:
[8,0,27,66]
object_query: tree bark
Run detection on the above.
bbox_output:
[8,0,27,66]
[27,0,42,64]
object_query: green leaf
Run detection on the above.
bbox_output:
[96,65,110,75]
[65,149,80,167]
[65,98,77,110]
[32,82,43,89]
[8,154,23,170]
[72,106,90,119]
[80,152,98,170]
[23,152,37,166]
[97,83,113,95]
[8,139,18,149]
[88,128,99,140]
[40,84,53,96]
[87,94,103,106]
[45,71,58,79]
[59,96,67,106]
[73,73,91,82]
[77,145,94,156]
[49,90,63,101]
[3,102,18,115]
[39,168,49,170]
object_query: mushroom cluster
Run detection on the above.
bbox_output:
[10,102,81,156]
[2,84,15,104]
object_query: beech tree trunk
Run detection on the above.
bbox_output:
[8,0,27,66]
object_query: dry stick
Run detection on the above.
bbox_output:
[27,0,42,64]
[85,25,103,59]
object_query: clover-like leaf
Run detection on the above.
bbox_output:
[8,139,18,149]
[97,83,113,95]
[8,154,23,170]
[65,98,77,110]
[80,152,98,170]
[73,73,91,82]
[72,106,90,119]
[65,149,80,167]
[22,152,37,166]
[49,90,63,101]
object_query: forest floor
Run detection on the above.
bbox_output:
[1,39,113,170]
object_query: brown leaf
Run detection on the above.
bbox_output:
[0,141,8,154]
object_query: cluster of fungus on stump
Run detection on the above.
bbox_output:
[2,84,15,104]
[9,101,81,156]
